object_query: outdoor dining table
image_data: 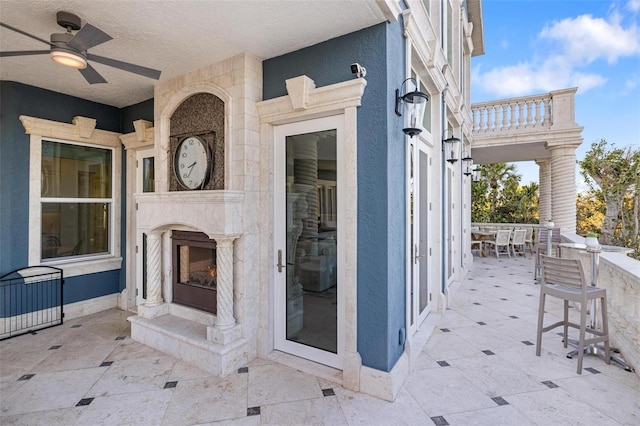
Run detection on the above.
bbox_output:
[471,231,496,257]
[557,242,634,371]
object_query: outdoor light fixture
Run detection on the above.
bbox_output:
[472,167,481,182]
[395,78,429,137]
[442,129,460,163]
[50,47,87,69]
[462,151,473,176]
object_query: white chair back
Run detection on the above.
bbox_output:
[511,229,526,245]
[495,229,511,245]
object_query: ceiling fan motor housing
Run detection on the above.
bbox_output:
[56,11,81,31]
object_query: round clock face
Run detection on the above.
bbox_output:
[174,136,210,190]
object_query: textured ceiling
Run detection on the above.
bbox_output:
[0,0,388,108]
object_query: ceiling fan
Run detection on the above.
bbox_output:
[0,11,161,84]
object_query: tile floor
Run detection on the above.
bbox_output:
[1,255,638,425]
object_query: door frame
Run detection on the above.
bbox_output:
[135,146,155,306]
[273,114,345,369]
[407,135,434,336]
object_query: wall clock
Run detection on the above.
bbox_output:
[174,136,211,190]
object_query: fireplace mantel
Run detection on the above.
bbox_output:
[135,190,244,237]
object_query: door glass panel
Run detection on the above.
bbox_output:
[142,157,155,192]
[419,150,429,313]
[285,129,337,353]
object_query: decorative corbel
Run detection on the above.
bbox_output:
[72,116,97,139]
[133,119,154,142]
[285,75,316,110]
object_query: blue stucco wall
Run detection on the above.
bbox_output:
[263,21,407,372]
[0,81,153,303]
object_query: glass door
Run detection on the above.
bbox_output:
[274,115,343,369]
[409,138,432,334]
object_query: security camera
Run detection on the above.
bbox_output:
[350,63,366,78]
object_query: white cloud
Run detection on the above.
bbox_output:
[474,58,607,97]
[627,0,640,12]
[539,14,640,64]
[476,8,639,97]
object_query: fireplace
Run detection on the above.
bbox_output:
[172,230,217,314]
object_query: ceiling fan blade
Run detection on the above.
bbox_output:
[79,64,107,84]
[87,53,161,80]
[0,22,53,47]
[67,23,113,52]
[1,50,49,57]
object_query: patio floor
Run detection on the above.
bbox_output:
[1,255,638,425]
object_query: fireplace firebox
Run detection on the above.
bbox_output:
[172,230,217,314]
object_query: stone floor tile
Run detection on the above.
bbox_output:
[0,367,106,416]
[403,367,496,416]
[161,374,248,425]
[333,386,429,425]
[506,387,617,425]
[554,373,640,425]
[86,354,175,397]
[0,407,84,425]
[422,331,484,360]
[260,395,348,425]
[247,363,323,407]
[31,342,120,373]
[451,323,523,351]
[444,404,536,426]
[450,354,548,397]
[75,389,172,426]
[168,359,216,382]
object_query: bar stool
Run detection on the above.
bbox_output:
[535,255,610,374]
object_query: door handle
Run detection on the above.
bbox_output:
[414,244,424,264]
[277,249,285,273]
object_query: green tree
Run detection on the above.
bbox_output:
[579,140,639,251]
[471,163,538,224]
[576,190,605,236]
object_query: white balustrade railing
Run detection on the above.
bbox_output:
[472,94,552,132]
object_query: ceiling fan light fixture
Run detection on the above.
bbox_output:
[50,48,87,69]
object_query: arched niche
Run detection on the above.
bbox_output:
[169,93,225,191]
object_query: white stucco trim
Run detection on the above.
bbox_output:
[21,115,123,278]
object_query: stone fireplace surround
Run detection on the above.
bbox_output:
[127,53,263,376]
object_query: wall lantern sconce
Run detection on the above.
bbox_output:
[442,129,460,163]
[472,167,481,182]
[462,152,473,176]
[395,78,429,137]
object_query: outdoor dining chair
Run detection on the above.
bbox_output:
[484,229,511,258]
[523,227,534,255]
[510,229,527,257]
[535,255,610,374]
[471,239,483,256]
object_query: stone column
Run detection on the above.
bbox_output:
[215,238,235,329]
[536,158,552,224]
[145,231,164,306]
[138,230,168,319]
[549,144,578,233]
[207,236,241,345]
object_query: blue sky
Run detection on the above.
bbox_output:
[472,0,640,185]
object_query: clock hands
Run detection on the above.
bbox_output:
[186,161,197,177]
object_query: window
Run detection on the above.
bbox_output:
[41,140,112,260]
[22,115,122,278]
[421,0,430,15]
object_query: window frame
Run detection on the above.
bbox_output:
[22,115,123,278]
